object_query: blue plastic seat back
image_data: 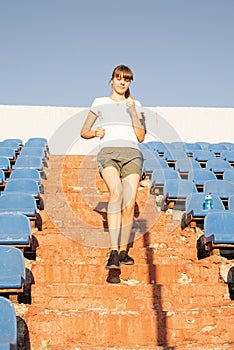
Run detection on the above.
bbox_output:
[10,168,40,183]
[13,155,42,170]
[20,147,45,159]
[188,169,217,186]
[5,179,39,197]
[0,297,17,345]
[0,246,25,279]
[163,179,197,198]
[217,142,234,150]
[195,142,210,150]
[192,150,216,162]
[204,180,234,199]
[206,158,232,172]
[0,148,15,160]
[0,213,31,237]
[208,143,228,153]
[0,193,37,216]
[186,193,225,216]
[27,137,47,144]
[151,168,180,185]
[0,157,10,170]
[143,157,169,172]
[1,139,22,151]
[220,151,234,162]
[146,141,161,152]
[24,138,47,151]
[175,158,201,172]
[3,138,23,145]
[204,211,234,243]
[223,169,234,183]
[163,150,187,162]
[184,143,202,152]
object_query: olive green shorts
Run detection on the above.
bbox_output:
[97,147,143,179]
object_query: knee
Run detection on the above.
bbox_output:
[109,185,123,203]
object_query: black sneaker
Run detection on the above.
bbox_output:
[119,250,135,265]
[106,250,120,270]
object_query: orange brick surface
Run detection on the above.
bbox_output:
[12,155,234,349]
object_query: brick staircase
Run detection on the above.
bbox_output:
[14,155,234,349]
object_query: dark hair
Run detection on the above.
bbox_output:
[111,65,133,98]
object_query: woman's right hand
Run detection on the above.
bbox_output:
[94,127,105,139]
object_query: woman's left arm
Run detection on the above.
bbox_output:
[126,97,146,143]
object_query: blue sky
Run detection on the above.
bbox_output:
[0,0,233,108]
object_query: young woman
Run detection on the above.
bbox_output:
[80,65,146,269]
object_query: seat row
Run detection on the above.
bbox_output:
[0,137,48,348]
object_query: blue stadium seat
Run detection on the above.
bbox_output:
[0,246,25,292]
[204,179,234,208]
[0,147,16,164]
[217,142,234,150]
[146,141,161,152]
[19,146,46,160]
[188,169,217,191]
[0,193,42,231]
[0,213,32,247]
[161,178,197,211]
[154,142,173,156]
[184,142,202,156]
[208,143,228,155]
[150,168,180,194]
[205,158,232,178]
[195,141,210,150]
[24,137,49,154]
[223,168,234,183]
[192,150,216,167]
[4,178,44,210]
[163,149,187,168]
[175,158,201,178]
[0,140,21,155]
[0,297,17,348]
[204,211,234,249]
[143,157,169,178]
[220,150,234,166]
[182,193,225,229]
[10,168,41,183]
[10,168,43,193]
[0,157,11,177]
[13,155,43,172]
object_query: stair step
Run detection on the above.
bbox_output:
[31,261,221,285]
[23,305,234,349]
[30,281,228,311]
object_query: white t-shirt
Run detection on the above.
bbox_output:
[91,97,143,150]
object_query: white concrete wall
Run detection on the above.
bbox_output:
[0,104,233,154]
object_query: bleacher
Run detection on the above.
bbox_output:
[142,140,234,262]
[2,136,234,348]
[0,137,47,348]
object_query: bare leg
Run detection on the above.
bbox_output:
[101,166,123,250]
[120,173,140,251]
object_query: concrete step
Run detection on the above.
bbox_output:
[31,281,228,312]
[31,261,222,285]
[24,305,234,349]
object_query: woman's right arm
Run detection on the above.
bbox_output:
[80,111,105,139]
